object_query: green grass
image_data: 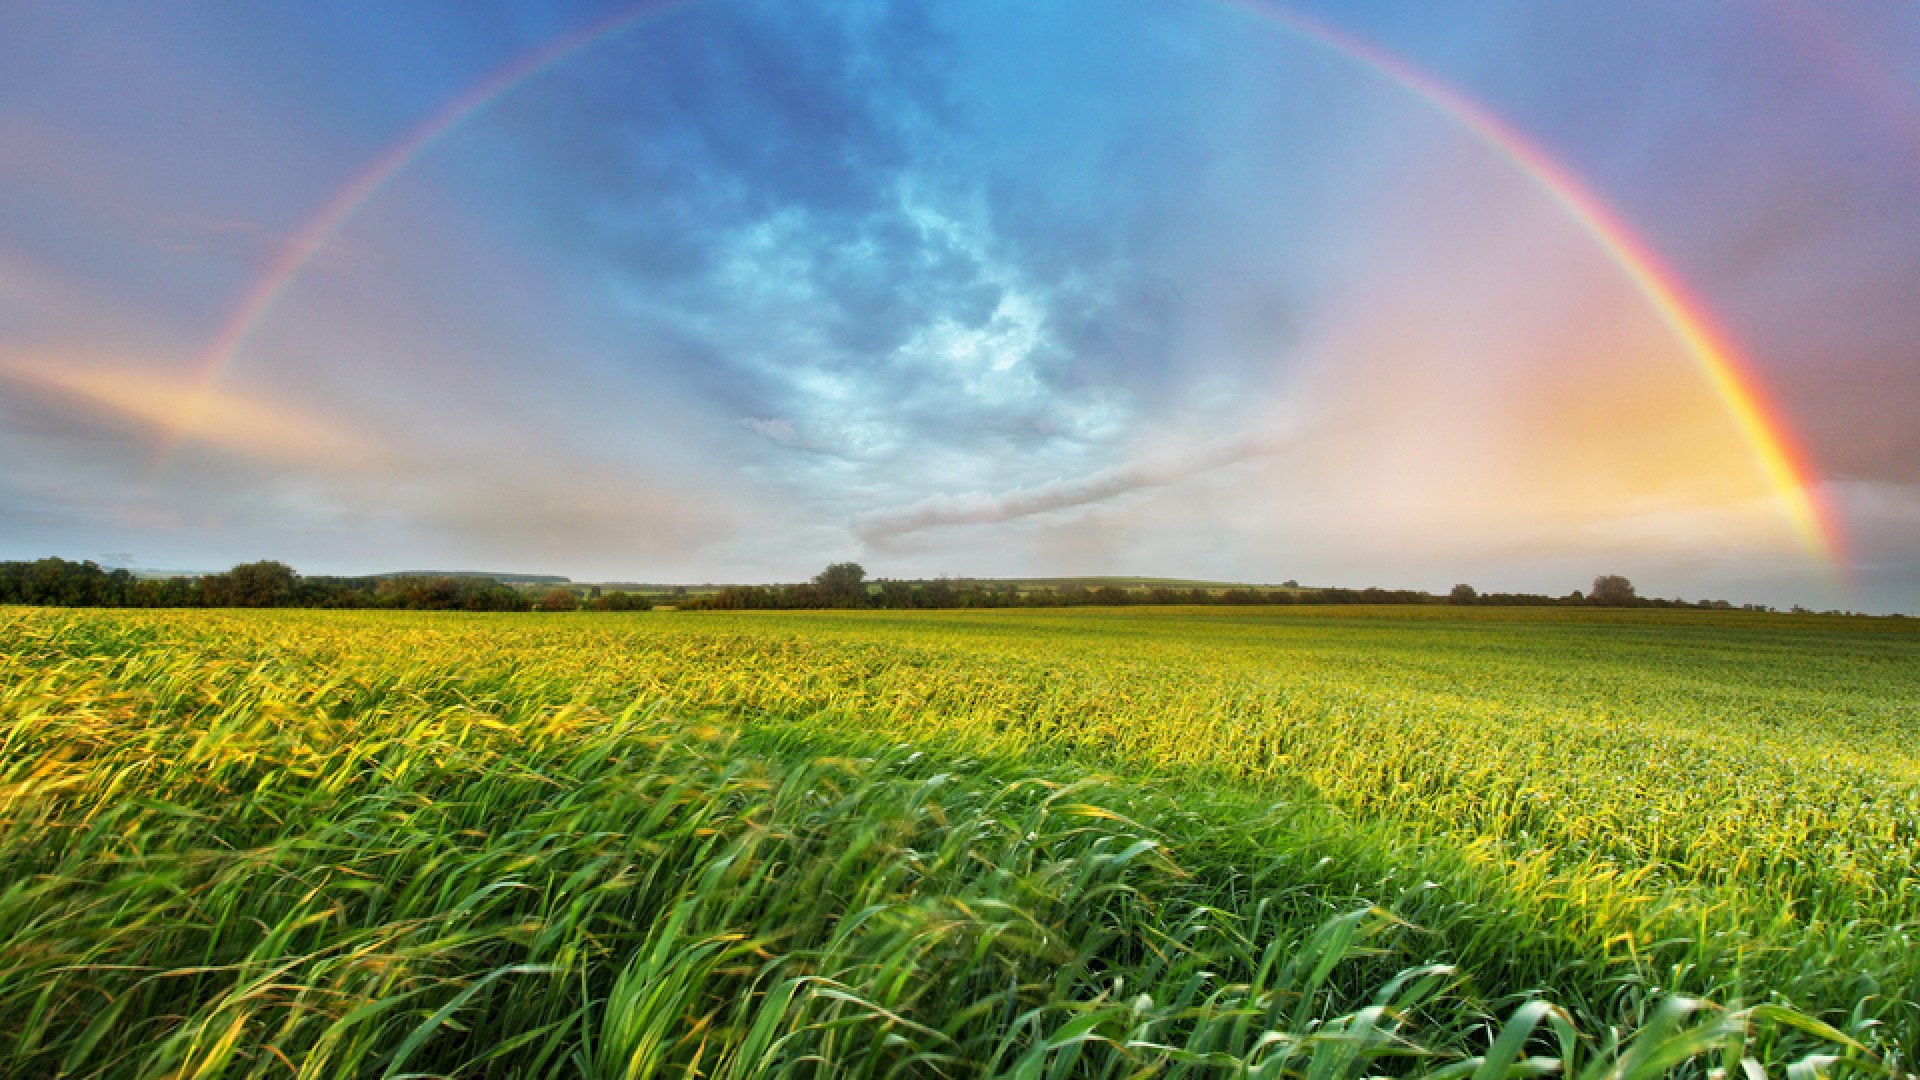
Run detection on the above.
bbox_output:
[1,605,1913,1076]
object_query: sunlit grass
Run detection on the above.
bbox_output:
[1,605,1912,1075]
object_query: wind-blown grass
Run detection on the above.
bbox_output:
[0,605,1912,1075]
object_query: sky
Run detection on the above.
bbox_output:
[2,1,1917,610]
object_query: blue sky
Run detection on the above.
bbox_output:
[2,1,1917,609]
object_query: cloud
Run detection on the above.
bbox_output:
[853,427,1294,543]
[741,416,800,446]
[736,414,878,460]
[0,355,384,468]
[0,349,742,577]
[516,1,1292,494]
[395,463,737,564]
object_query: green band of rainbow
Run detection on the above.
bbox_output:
[163,0,1842,570]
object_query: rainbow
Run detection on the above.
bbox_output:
[1215,2,1840,568]
[158,0,699,462]
[167,0,1842,568]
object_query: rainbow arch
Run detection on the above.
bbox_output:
[160,0,699,460]
[166,0,1842,569]
[1214,2,1841,569]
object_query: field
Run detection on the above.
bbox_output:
[3,605,1916,1077]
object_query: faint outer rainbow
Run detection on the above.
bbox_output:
[1221,1,1842,568]
[156,0,698,464]
[167,0,1841,568]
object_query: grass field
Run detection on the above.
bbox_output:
[3,605,1915,1077]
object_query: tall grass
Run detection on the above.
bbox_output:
[0,605,1911,1074]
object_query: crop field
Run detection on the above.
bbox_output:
[3,605,1916,1077]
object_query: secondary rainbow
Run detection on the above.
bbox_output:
[167,0,1842,568]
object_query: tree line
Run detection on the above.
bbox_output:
[3,556,1787,614]
[686,571,1442,611]
[680,564,1775,612]
[0,558,649,612]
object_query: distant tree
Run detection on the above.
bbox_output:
[1449,583,1478,605]
[699,585,773,610]
[812,562,867,607]
[0,557,131,605]
[1590,574,1637,606]
[1092,585,1131,605]
[378,575,453,609]
[537,587,578,612]
[698,588,740,611]
[371,575,527,611]
[129,576,191,607]
[922,578,957,608]
[590,591,651,611]
[223,560,297,607]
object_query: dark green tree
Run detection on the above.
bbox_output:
[223,561,297,607]
[537,587,579,612]
[812,562,867,607]
[590,591,652,611]
[1590,575,1637,606]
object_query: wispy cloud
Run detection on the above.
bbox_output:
[0,356,384,468]
[853,427,1295,544]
